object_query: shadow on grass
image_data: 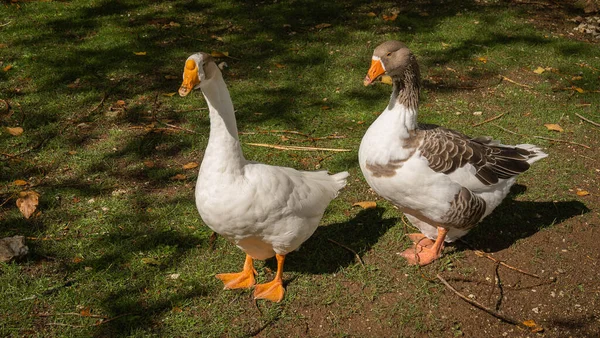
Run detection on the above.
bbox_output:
[283,207,398,274]
[460,184,590,253]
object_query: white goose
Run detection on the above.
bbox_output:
[359,41,547,266]
[178,52,349,302]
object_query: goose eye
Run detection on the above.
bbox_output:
[386,52,392,57]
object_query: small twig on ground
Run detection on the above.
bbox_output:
[499,75,533,89]
[37,312,106,319]
[437,274,542,332]
[88,92,108,114]
[162,122,197,134]
[246,143,351,152]
[327,238,365,268]
[492,124,592,149]
[0,194,14,208]
[0,136,50,161]
[474,250,540,278]
[0,21,12,27]
[575,113,600,128]
[46,312,135,328]
[472,113,505,127]
[531,135,591,149]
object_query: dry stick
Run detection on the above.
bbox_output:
[37,312,106,319]
[474,250,540,279]
[327,238,365,268]
[162,122,197,134]
[246,143,351,152]
[472,113,505,127]
[436,274,536,331]
[499,75,533,89]
[575,113,600,128]
[492,124,592,149]
[87,92,108,114]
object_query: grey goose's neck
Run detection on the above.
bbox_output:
[387,61,420,133]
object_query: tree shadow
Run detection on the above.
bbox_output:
[283,207,398,274]
[458,184,590,253]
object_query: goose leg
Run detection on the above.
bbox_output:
[401,227,448,266]
[215,254,257,289]
[254,254,285,302]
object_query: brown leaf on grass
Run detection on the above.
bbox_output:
[211,35,224,42]
[182,162,199,170]
[162,92,177,97]
[80,307,92,317]
[544,123,564,132]
[571,75,583,81]
[353,201,377,209]
[315,23,332,29]
[573,86,585,93]
[210,51,229,58]
[321,106,330,110]
[6,126,23,136]
[381,75,393,85]
[172,306,183,313]
[366,12,377,17]
[476,57,487,63]
[134,51,147,56]
[382,13,398,21]
[73,256,84,263]
[13,180,28,186]
[170,174,187,180]
[533,67,545,74]
[3,65,13,72]
[16,191,40,219]
[143,161,155,168]
[0,44,7,48]
[141,257,160,265]
[274,63,286,69]
[576,190,590,196]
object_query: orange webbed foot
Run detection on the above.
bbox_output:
[215,254,256,289]
[400,245,443,266]
[254,278,285,302]
[406,233,434,248]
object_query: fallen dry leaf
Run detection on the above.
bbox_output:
[382,13,398,21]
[162,92,177,97]
[3,65,13,72]
[134,51,147,56]
[80,307,92,317]
[573,87,585,93]
[533,66,545,74]
[13,180,28,186]
[72,256,84,263]
[0,44,7,48]
[115,100,126,107]
[212,35,224,42]
[366,12,377,17]
[210,51,229,58]
[143,161,155,168]
[476,57,488,64]
[315,23,332,29]
[6,126,23,136]
[274,63,286,69]
[170,174,187,180]
[183,162,199,170]
[141,257,160,265]
[353,201,377,209]
[522,319,544,333]
[544,123,564,132]
[576,190,590,196]
[16,190,40,219]
[571,75,583,81]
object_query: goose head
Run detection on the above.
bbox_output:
[363,41,416,86]
[178,52,216,97]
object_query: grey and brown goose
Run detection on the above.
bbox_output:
[359,41,547,266]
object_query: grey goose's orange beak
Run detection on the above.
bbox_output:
[363,58,386,86]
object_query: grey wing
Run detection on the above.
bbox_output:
[418,126,535,186]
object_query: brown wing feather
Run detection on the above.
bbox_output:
[418,126,535,185]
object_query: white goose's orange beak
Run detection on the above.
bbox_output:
[363,58,386,86]
[179,59,200,97]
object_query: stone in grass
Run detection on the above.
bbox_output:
[0,236,29,262]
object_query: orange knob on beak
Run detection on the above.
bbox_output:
[179,59,201,97]
[363,59,386,86]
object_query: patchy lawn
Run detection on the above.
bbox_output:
[1,0,598,337]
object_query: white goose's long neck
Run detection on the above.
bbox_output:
[200,72,245,172]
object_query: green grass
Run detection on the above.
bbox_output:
[1,0,598,336]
